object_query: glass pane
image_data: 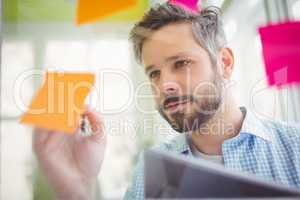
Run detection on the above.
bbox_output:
[1,120,33,200]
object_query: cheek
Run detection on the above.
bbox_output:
[179,68,205,94]
[151,84,162,105]
[187,66,215,94]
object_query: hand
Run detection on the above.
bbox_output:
[33,108,106,200]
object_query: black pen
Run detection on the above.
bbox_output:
[80,114,92,136]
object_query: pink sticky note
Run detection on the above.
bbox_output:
[258,21,300,87]
[169,0,200,12]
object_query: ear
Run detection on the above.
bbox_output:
[219,47,234,80]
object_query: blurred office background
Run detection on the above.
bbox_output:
[1,0,300,199]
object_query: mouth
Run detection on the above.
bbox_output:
[164,99,189,112]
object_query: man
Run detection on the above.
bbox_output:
[34,2,300,200]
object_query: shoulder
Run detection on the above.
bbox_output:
[261,118,300,148]
[263,119,300,139]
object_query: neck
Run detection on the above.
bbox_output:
[190,95,244,155]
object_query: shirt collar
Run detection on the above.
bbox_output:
[165,133,190,155]
[169,107,273,154]
[239,107,273,142]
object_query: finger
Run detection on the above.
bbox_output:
[45,130,69,146]
[84,109,103,133]
[33,127,72,153]
[33,127,51,150]
[83,109,106,141]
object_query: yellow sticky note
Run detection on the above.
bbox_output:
[76,0,137,25]
[20,71,95,134]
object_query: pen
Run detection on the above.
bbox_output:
[80,114,91,136]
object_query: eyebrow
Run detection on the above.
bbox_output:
[145,65,155,74]
[165,55,182,62]
[166,51,193,61]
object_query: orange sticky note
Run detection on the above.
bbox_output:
[20,71,95,134]
[77,0,137,25]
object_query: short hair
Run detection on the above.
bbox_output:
[129,2,227,65]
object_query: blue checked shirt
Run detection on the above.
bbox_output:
[124,108,300,199]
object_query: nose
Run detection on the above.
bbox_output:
[156,68,181,96]
[161,81,180,96]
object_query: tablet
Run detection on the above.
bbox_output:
[144,149,300,199]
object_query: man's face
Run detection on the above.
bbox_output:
[141,22,224,133]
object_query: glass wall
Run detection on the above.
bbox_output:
[1,0,300,199]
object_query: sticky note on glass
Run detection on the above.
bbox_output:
[169,0,200,12]
[20,71,95,134]
[259,21,300,87]
[77,0,137,25]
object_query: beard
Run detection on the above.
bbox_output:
[158,74,223,133]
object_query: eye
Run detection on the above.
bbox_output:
[148,70,160,80]
[174,59,191,69]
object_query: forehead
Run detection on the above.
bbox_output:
[141,22,204,67]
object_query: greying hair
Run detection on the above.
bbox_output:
[129,2,227,65]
